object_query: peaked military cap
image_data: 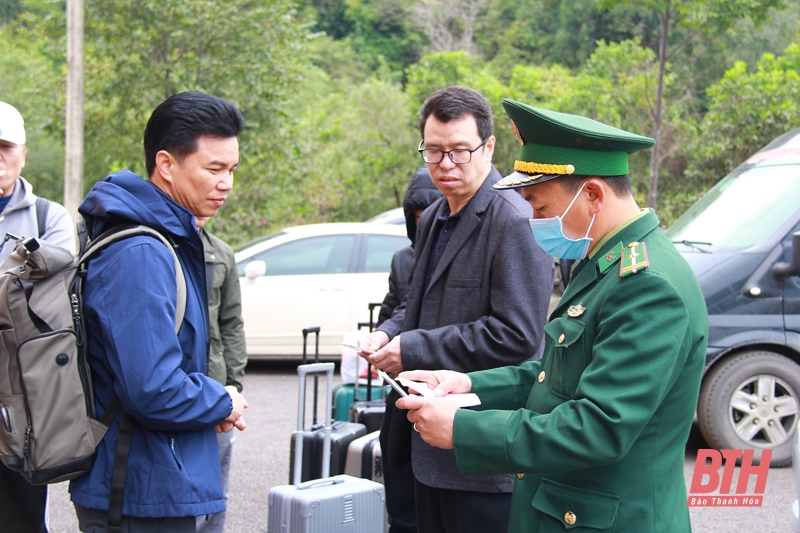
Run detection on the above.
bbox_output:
[494,99,655,189]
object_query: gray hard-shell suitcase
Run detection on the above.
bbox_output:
[344,430,383,484]
[268,363,385,533]
[288,329,366,483]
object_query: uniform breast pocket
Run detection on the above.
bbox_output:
[532,479,619,533]
[543,317,586,400]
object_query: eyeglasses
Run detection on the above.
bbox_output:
[418,138,488,164]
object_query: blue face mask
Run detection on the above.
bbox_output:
[529,181,596,260]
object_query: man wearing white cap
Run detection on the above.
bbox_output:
[0,100,75,264]
[0,100,75,533]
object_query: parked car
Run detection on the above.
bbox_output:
[235,223,410,358]
[365,207,404,224]
[666,126,800,466]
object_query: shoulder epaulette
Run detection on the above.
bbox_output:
[619,241,649,277]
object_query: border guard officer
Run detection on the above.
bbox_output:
[397,99,708,533]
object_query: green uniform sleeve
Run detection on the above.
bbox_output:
[454,270,695,474]
[468,359,542,411]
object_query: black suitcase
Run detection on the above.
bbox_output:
[289,328,367,484]
[349,304,387,433]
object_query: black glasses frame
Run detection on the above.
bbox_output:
[418,138,488,164]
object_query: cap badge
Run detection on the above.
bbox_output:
[567,302,586,317]
[510,120,524,145]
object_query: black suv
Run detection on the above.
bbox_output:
[666,127,800,466]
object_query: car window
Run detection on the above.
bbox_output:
[363,235,410,273]
[666,164,800,248]
[239,235,356,276]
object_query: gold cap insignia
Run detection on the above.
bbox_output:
[567,302,586,317]
[510,120,524,145]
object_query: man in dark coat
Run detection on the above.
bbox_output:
[361,86,553,533]
[398,100,708,533]
[377,165,442,533]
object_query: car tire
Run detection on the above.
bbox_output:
[697,350,800,467]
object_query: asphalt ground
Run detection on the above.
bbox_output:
[45,359,796,532]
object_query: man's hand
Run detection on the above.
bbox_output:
[399,369,472,397]
[366,335,403,374]
[223,385,248,431]
[359,330,390,354]
[396,396,458,449]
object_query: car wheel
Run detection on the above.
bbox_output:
[697,350,800,467]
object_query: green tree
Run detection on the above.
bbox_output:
[292,69,419,222]
[682,43,800,190]
[598,0,786,208]
[23,0,314,244]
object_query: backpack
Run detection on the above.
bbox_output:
[0,224,186,484]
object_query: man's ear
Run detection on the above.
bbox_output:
[483,135,496,162]
[584,178,606,215]
[154,150,176,183]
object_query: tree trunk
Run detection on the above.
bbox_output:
[64,0,84,222]
[649,6,670,209]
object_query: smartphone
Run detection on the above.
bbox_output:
[341,342,375,355]
[377,369,408,398]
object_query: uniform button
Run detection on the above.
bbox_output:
[538,371,546,383]
[558,333,565,343]
[517,473,525,479]
[564,511,576,525]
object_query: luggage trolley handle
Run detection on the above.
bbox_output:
[294,362,334,485]
[355,303,383,402]
[302,326,321,423]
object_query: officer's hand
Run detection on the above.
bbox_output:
[359,331,390,355]
[225,385,248,429]
[366,335,403,374]
[397,396,457,449]
[399,370,472,396]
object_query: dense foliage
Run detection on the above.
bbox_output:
[2,0,798,244]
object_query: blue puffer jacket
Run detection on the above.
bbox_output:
[69,171,233,518]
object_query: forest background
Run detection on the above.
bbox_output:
[1,0,799,245]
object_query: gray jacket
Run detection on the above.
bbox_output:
[0,177,75,263]
[201,229,247,392]
[378,165,553,493]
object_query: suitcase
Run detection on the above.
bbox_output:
[348,304,387,433]
[269,362,386,533]
[288,329,367,484]
[344,430,383,484]
[333,383,390,422]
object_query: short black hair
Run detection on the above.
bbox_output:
[557,174,632,198]
[144,91,244,177]
[419,86,493,142]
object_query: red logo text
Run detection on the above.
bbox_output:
[687,449,771,507]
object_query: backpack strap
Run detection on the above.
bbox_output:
[79,226,188,531]
[81,225,186,333]
[35,197,50,238]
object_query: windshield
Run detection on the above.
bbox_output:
[666,164,800,248]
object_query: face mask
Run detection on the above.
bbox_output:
[529,181,596,260]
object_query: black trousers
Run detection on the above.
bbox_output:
[0,463,48,533]
[414,479,512,533]
[380,391,418,533]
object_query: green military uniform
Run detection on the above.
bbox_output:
[450,101,708,533]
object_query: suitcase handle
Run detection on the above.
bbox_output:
[302,327,322,423]
[295,363,334,485]
[296,477,345,491]
[355,303,383,402]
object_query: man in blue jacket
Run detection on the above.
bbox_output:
[70,91,248,532]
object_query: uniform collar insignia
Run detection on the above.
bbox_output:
[567,302,586,317]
